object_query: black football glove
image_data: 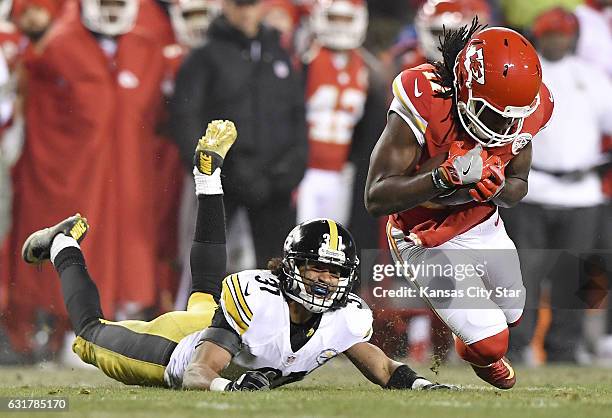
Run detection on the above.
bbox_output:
[226,370,272,391]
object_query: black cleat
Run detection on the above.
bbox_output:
[193,120,237,175]
[22,214,89,264]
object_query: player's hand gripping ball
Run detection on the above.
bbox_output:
[468,155,506,202]
[438,141,489,186]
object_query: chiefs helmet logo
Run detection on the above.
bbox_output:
[464,45,485,85]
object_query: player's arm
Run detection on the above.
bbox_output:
[344,342,452,390]
[365,113,444,216]
[183,275,274,391]
[182,311,272,392]
[182,341,233,391]
[492,142,532,208]
[344,341,403,386]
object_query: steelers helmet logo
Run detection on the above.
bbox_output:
[318,220,346,263]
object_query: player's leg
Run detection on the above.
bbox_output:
[23,216,213,386]
[297,168,351,225]
[22,215,220,386]
[477,219,526,328]
[82,119,241,381]
[187,120,237,311]
[296,168,322,224]
[21,121,238,386]
[387,221,516,389]
[22,215,177,385]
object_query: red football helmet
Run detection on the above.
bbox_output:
[453,27,542,147]
[310,0,368,50]
[415,0,491,61]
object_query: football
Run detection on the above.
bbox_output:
[416,152,475,206]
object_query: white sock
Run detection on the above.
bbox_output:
[412,378,433,390]
[50,234,80,265]
[194,167,223,195]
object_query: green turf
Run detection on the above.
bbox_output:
[1,359,612,418]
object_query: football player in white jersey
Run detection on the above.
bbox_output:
[22,120,454,392]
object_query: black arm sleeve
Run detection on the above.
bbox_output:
[384,365,419,390]
[197,307,242,356]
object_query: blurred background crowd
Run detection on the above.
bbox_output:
[0,0,610,369]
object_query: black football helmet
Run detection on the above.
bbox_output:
[280,218,359,313]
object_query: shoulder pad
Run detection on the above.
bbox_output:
[220,270,282,335]
[346,293,371,310]
[389,66,440,146]
[340,294,373,341]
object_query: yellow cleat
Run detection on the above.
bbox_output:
[194,120,238,175]
[22,214,89,264]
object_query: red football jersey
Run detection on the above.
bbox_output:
[388,64,554,247]
[305,47,368,171]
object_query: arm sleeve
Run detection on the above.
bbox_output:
[197,307,242,356]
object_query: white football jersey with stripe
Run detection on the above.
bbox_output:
[164,269,373,388]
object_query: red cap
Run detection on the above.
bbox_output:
[532,7,578,38]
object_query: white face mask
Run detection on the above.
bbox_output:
[81,0,139,37]
[310,0,368,51]
[170,0,220,48]
[282,258,353,313]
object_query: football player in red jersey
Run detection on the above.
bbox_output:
[376,0,493,362]
[296,0,369,225]
[365,20,554,389]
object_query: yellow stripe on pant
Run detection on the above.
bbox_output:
[72,292,217,387]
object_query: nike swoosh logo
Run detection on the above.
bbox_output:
[462,157,473,176]
[244,283,251,297]
[414,78,423,97]
[501,358,515,380]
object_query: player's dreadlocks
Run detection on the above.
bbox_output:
[432,17,485,136]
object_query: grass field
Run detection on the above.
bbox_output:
[1,360,612,418]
